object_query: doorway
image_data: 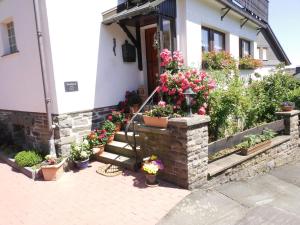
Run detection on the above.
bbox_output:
[145,27,159,95]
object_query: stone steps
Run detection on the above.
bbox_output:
[114,131,140,143]
[105,140,140,158]
[97,151,136,171]
[96,131,141,171]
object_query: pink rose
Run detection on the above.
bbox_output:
[198,107,206,115]
[158,101,166,107]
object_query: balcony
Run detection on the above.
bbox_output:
[230,0,269,22]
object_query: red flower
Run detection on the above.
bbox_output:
[198,106,206,115]
[107,115,113,121]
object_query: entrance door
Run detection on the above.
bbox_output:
[145,27,159,95]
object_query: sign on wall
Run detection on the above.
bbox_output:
[64,81,78,92]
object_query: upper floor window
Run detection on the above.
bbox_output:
[6,21,17,54]
[240,39,250,57]
[1,20,18,56]
[202,27,225,52]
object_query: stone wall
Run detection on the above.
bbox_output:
[137,116,210,189]
[0,109,49,153]
[53,106,116,156]
[136,111,300,190]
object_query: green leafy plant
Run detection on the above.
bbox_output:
[70,140,92,161]
[14,150,43,167]
[202,51,237,71]
[101,120,116,136]
[239,56,262,70]
[236,129,276,150]
[107,111,125,124]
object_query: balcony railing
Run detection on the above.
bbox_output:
[231,0,269,22]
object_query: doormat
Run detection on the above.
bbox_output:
[96,164,123,177]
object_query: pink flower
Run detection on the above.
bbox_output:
[191,68,198,75]
[158,101,166,107]
[208,80,216,89]
[198,106,206,115]
[161,86,169,93]
[168,88,176,96]
[160,73,168,84]
[200,71,207,80]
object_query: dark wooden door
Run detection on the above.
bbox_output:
[145,27,159,95]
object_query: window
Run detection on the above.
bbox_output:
[257,47,268,61]
[201,27,225,52]
[262,47,267,60]
[1,20,18,55]
[239,39,251,58]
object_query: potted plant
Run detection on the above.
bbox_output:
[126,90,142,113]
[107,111,125,132]
[40,155,65,181]
[142,155,164,186]
[101,120,116,143]
[237,129,276,155]
[281,101,295,112]
[143,101,174,128]
[70,140,92,169]
[239,55,262,70]
[85,129,108,156]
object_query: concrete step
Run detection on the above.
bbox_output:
[114,131,141,143]
[105,140,140,158]
[97,151,135,171]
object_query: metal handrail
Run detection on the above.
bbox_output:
[125,86,160,171]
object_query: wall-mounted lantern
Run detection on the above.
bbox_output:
[122,40,136,62]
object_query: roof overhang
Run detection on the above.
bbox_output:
[102,0,166,25]
[217,0,267,28]
[261,24,291,65]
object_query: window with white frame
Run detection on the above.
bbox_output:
[1,19,18,55]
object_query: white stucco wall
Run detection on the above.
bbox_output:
[44,0,142,114]
[179,0,259,66]
[0,0,46,113]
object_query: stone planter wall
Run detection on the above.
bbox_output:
[137,116,210,189]
[137,111,300,190]
[53,106,116,156]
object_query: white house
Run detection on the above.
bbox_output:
[0,0,290,155]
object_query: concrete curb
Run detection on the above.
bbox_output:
[0,151,42,180]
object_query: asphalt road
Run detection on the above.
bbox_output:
[158,161,300,225]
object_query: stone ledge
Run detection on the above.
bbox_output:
[0,151,42,180]
[276,110,300,117]
[208,135,291,177]
[168,115,210,128]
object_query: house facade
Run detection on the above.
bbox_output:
[0,0,289,155]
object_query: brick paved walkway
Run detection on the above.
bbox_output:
[0,160,189,225]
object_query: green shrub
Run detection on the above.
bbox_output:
[14,150,43,167]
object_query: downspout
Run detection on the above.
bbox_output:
[32,0,56,155]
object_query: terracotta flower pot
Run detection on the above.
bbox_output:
[92,145,105,156]
[281,105,294,112]
[41,159,65,181]
[145,173,158,186]
[115,122,122,132]
[107,133,115,143]
[143,115,168,128]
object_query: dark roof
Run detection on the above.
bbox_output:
[260,24,291,65]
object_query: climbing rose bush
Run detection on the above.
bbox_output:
[159,49,216,115]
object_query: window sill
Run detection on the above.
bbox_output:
[1,50,20,58]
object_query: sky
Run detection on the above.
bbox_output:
[269,0,300,66]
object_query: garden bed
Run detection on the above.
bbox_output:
[0,149,42,180]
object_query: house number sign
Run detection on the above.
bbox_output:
[64,81,78,92]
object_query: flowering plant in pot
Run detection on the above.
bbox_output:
[159,49,216,116]
[107,111,125,132]
[143,101,174,128]
[41,155,65,181]
[281,101,295,112]
[142,155,164,186]
[101,120,116,143]
[85,129,108,155]
[70,140,92,169]
[239,55,262,70]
